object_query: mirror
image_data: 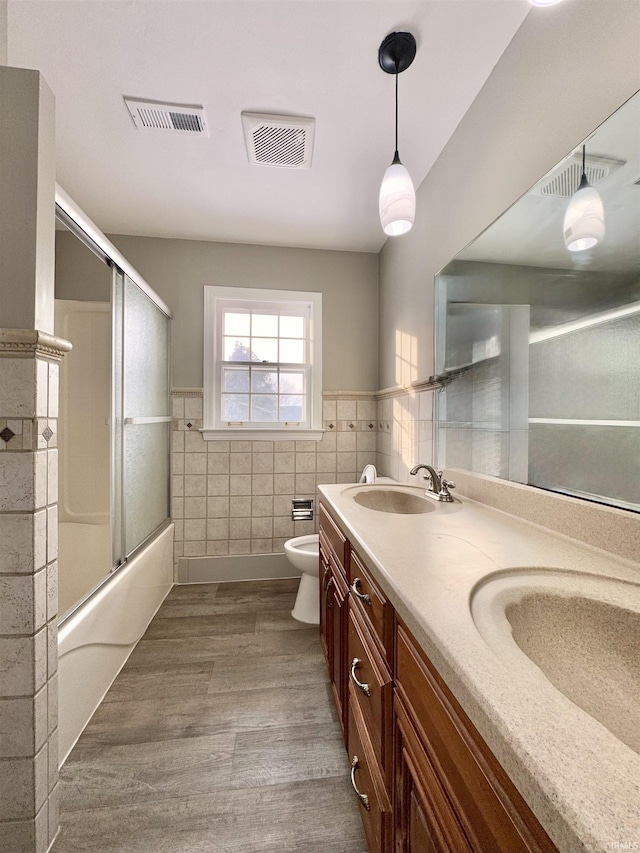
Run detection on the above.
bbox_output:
[435,91,640,513]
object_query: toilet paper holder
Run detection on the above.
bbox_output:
[291,498,314,521]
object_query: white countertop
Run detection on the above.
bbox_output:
[318,482,640,853]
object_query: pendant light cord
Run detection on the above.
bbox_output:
[582,144,586,178]
[394,70,399,157]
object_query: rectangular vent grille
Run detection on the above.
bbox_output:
[124,97,209,136]
[242,112,315,169]
[535,153,625,198]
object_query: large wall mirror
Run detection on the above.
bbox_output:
[435,91,640,513]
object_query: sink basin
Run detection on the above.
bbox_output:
[471,570,640,753]
[344,485,435,514]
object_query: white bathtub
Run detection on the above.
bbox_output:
[57,523,174,765]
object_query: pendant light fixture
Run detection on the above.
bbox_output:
[563,145,605,252]
[378,32,417,237]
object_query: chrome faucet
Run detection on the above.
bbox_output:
[410,464,456,502]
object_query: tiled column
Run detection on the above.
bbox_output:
[0,67,63,853]
[0,334,70,852]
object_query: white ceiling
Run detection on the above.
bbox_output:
[7,0,530,253]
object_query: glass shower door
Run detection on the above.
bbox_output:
[121,273,171,558]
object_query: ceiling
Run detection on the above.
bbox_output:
[7,0,530,253]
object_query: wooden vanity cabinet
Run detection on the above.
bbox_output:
[319,503,350,736]
[318,503,558,853]
[394,623,558,853]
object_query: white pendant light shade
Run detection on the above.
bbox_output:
[563,176,605,252]
[529,0,565,6]
[379,158,416,236]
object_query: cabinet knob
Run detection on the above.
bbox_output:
[350,756,371,811]
[350,658,371,697]
[351,578,372,606]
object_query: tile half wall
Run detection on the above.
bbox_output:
[171,390,377,569]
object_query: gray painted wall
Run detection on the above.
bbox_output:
[113,235,377,391]
[0,3,7,65]
[55,232,378,391]
[378,1,640,390]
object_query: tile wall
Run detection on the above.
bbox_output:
[376,386,437,483]
[0,345,62,853]
[171,391,377,564]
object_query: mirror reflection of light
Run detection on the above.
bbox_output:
[563,180,605,252]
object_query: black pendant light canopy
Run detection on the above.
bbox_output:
[378,32,416,75]
[378,32,417,237]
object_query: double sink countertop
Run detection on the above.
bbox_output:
[318,481,640,853]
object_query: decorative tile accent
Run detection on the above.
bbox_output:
[41,426,53,443]
[0,426,15,443]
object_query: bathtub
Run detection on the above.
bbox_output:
[57,523,174,765]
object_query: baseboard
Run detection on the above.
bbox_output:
[176,552,301,584]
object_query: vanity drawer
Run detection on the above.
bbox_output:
[349,548,392,662]
[347,686,392,853]
[319,501,347,572]
[395,623,558,853]
[347,602,393,782]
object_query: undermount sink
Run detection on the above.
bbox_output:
[343,485,435,514]
[471,570,640,754]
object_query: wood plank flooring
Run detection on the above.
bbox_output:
[53,578,367,853]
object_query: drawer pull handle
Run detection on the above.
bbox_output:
[351,578,371,606]
[350,658,371,697]
[322,565,331,587]
[350,756,370,811]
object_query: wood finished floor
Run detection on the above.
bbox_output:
[53,579,367,853]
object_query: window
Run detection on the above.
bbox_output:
[203,286,322,440]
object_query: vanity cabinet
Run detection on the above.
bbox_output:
[319,503,349,735]
[318,501,559,853]
[394,623,557,853]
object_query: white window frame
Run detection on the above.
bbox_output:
[202,286,323,441]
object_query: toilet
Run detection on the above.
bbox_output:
[284,534,320,624]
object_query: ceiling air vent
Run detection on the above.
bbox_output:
[242,112,315,168]
[534,152,625,198]
[124,97,209,137]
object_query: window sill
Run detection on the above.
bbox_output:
[201,428,325,442]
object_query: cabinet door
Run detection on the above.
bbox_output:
[329,564,348,736]
[319,539,331,666]
[395,692,472,853]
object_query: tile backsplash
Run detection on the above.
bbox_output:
[171,390,377,564]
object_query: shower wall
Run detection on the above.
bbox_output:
[54,300,111,615]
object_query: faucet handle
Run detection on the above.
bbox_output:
[439,477,456,498]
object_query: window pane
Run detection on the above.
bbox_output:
[251,395,278,421]
[224,337,252,361]
[252,314,278,337]
[280,395,304,421]
[279,339,305,363]
[279,371,304,394]
[280,315,304,338]
[222,394,249,420]
[224,312,250,336]
[223,368,249,392]
[251,368,278,392]
[251,337,278,362]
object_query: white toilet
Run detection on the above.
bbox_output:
[284,534,320,624]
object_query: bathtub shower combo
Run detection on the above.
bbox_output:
[54,189,174,762]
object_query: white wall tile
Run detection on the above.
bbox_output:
[337,400,357,420]
[47,364,59,419]
[0,359,36,417]
[46,506,57,563]
[0,454,35,511]
[0,514,34,574]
